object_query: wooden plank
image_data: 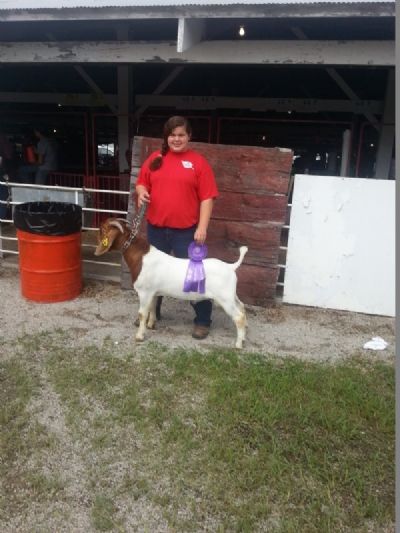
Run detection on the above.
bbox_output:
[213,191,287,223]
[123,251,279,306]
[123,220,281,268]
[135,138,292,195]
[236,264,279,306]
[194,145,292,195]
[212,160,291,195]
[207,220,281,266]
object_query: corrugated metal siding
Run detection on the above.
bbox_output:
[0,0,394,10]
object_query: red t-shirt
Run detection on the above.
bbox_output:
[136,149,219,228]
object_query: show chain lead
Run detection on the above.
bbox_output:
[122,201,147,251]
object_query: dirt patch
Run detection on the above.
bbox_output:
[0,266,395,363]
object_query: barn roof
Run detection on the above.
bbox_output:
[0,0,395,8]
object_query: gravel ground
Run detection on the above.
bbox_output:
[0,265,395,363]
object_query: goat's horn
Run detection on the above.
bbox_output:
[108,220,125,233]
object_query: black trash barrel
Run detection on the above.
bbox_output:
[13,202,82,302]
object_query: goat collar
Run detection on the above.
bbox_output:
[122,203,147,251]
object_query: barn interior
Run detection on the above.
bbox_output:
[0,1,395,183]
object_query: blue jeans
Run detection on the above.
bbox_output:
[16,164,49,185]
[147,222,212,327]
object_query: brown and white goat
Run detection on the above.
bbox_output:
[94,218,248,348]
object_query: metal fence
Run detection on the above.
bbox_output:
[0,176,290,294]
[0,179,129,269]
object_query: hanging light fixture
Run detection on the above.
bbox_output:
[238,25,245,37]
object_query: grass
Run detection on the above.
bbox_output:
[91,494,118,531]
[0,333,394,532]
[0,356,61,521]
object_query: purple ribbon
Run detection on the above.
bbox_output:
[183,242,208,294]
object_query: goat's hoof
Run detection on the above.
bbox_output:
[147,323,156,330]
[235,342,243,349]
[135,335,145,342]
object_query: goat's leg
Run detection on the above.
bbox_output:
[235,296,248,328]
[135,294,154,341]
[233,308,247,349]
[146,296,157,330]
[216,295,247,349]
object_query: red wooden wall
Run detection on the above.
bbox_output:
[127,137,293,306]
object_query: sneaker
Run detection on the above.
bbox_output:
[192,324,210,340]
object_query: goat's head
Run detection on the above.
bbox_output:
[94,218,127,256]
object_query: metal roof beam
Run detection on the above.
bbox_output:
[0,91,117,106]
[0,92,384,115]
[74,65,117,113]
[0,5,394,22]
[134,94,384,114]
[291,26,380,128]
[177,18,205,53]
[374,68,395,178]
[0,40,394,66]
[132,65,185,119]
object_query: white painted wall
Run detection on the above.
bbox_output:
[283,175,395,316]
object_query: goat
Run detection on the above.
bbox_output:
[94,218,248,348]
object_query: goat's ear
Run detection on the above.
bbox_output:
[94,220,123,256]
[108,220,125,233]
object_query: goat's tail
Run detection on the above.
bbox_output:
[231,246,248,271]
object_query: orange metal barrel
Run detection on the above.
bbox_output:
[16,229,82,302]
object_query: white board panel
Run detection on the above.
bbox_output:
[283,175,395,316]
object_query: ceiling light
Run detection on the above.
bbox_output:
[238,26,245,37]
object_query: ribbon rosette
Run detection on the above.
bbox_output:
[183,242,208,294]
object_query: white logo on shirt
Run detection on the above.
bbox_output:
[181,160,194,169]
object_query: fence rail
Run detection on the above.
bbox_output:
[0,178,291,292]
[0,180,129,268]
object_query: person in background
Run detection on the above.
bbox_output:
[0,132,17,181]
[16,126,58,185]
[136,115,219,340]
[0,132,18,219]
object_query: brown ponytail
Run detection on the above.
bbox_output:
[149,140,168,171]
[148,115,192,171]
